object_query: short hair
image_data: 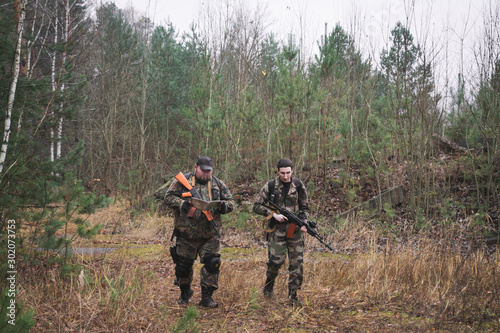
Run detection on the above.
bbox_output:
[277,158,293,169]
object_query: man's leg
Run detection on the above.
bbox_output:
[174,237,197,304]
[264,228,287,298]
[199,237,221,308]
[287,232,305,305]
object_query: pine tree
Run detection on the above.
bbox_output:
[380,21,441,221]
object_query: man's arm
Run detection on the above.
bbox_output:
[217,179,235,214]
[164,179,185,209]
[297,179,310,221]
[253,183,272,217]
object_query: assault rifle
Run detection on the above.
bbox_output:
[175,172,220,238]
[261,198,334,252]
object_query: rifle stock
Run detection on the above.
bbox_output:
[261,198,334,252]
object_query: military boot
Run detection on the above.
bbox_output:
[263,277,275,298]
[288,288,301,307]
[177,284,193,305]
[199,286,218,308]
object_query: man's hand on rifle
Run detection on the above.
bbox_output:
[261,198,334,251]
[272,212,307,233]
[273,213,288,223]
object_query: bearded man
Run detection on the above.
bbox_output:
[155,156,234,308]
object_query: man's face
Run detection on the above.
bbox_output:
[194,165,212,183]
[277,167,293,183]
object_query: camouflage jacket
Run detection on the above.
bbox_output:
[253,177,310,224]
[154,172,234,239]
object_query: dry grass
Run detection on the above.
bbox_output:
[17,203,500,332]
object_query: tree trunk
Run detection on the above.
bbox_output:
[50,2,59,163]
[56,0,71,160]
[0,0,26,176]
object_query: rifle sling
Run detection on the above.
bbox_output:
[263,211,277,233]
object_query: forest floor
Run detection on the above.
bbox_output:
[20,198,499,332]
[17,152,500,332]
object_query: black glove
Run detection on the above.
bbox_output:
[218,201,228,214]
[181,200,192,213]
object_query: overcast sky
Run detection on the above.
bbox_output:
[107,0,495,97]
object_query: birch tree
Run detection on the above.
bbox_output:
[49,0,86,164]
[49,1,60,164]
[0,0,26,176]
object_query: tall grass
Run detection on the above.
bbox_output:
[344,240,498,321]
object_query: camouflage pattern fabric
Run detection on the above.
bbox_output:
[267,225,304,290]
[154,172,234,289]
[175,236,220,288]
[157,172,234,239]
[253,177,310,233]
[253,177,309,291]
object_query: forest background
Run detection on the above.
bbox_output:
[0,0,499,331]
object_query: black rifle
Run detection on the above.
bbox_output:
[261,198,334,252]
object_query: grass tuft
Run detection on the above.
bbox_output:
[170,306,199,333]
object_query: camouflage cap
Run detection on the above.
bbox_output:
[196,156,213,171]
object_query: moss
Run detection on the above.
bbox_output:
[221,247,266,261]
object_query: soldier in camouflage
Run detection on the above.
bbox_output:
[253,158,309,306]
[155,156,234,308]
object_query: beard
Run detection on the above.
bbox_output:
[196,175,210,185]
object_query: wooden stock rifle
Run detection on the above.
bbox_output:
[174,172,220,238]
[260,198,334,252]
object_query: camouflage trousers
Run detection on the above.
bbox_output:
[174,235,220,289]
[266,223,305,291]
